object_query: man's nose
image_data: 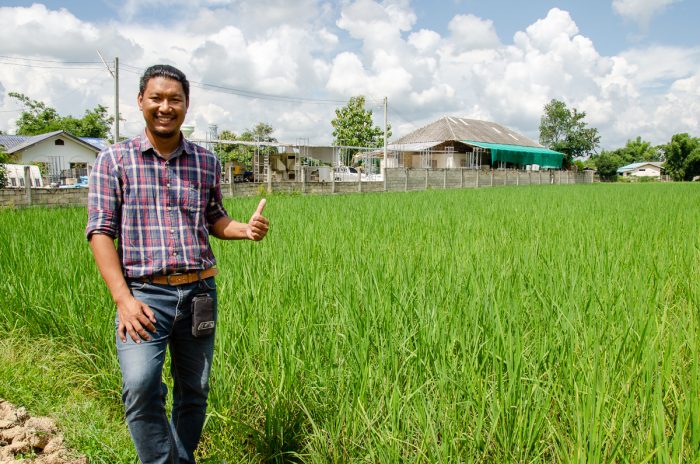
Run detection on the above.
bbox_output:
[158,100,172,112]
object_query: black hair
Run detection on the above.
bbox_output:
[139,64,190,102]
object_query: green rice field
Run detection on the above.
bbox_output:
[1,183,699,463]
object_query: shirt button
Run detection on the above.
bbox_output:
[170,229,175,234]
[167,183,171,188]
[173,251,178,256]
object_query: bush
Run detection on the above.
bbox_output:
[0,164,7,189]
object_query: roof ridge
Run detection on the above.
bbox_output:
[444,116,457,140]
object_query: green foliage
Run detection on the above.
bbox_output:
[215,123,277,168]
[539,99,600,167]
[2,185,700,461]
[9,92,113,138]
[588,136,662,181]
[331,96,391,166]
[662,133,700,181]
[0,164,6,189]
[617,136,662,162]
[592,150,624,181]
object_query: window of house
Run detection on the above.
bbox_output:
[10,178,16,187]
[55,139,64,146]
[19,178,25,187]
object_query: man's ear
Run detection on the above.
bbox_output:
[137,93,143,111]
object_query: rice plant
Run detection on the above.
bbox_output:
[1,183,699,462]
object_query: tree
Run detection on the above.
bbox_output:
[592,150,624,181]
[214,129,239,166]
[331,96,391,166]
[539,99,600,168]
[9,92,113,138]
[214,123,277,168]
[617,136,661,163]
[662,133,700,181]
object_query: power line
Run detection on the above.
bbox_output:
[0,59,103,70]
[0,55,101,64]
[120,62,384,106]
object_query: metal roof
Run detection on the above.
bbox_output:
[3,131,104,154]
[392,116,542,147]
[0,134,29,150]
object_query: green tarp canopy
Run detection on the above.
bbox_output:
[463,140,564,169]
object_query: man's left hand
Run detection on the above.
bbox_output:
[247,198,269,241]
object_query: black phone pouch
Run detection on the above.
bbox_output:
[191,293,215,338]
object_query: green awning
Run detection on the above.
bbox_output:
[463,140,564,169]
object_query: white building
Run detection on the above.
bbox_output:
[0,131,104,184]
[616,162,664,178]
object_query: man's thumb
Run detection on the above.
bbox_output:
[254,198,266,216]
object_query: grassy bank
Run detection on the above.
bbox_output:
[1,183,699,462]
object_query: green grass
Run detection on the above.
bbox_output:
[1,183,699,462]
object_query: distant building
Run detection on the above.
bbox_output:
[616,162,663,178]
[387,116,564,170]
[0,130,105,184]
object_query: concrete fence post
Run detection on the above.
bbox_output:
[23,166,32,206]
[516,170,519,186]
[504,170,508,186]
[476,169,479,188]
[425,168,429,190]
[443,168,447,189]
[358,170,362,192]
[227,166,234,197]
[490,169,493,187]
[405,168,408,192]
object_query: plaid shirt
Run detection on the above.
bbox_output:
[86,133,228,278]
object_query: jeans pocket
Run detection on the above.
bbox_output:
[128,279,148,291]
[199,277,216,291]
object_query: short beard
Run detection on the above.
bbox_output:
[150,127,180,139]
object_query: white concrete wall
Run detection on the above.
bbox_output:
[628,165,661,177]
[15,135,98,171]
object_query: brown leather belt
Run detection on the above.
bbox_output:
[138,268,218,286]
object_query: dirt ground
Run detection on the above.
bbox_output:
[0,400,86,464]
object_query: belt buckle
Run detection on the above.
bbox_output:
[166,272,184,286]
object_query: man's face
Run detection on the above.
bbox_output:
[138,76,188,140]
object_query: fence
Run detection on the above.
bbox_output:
[0,166,593,208]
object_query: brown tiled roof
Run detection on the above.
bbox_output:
[392,116,541,147]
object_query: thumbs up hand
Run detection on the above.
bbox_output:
[247,198,269,241]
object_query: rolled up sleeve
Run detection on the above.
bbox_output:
[86,149,122,240]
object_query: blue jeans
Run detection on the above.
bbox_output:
[116,277,217,464]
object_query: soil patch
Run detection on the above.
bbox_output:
[0,400,86,464]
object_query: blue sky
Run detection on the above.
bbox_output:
[0,0,698,149]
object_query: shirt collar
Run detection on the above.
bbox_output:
[139,130,193,159]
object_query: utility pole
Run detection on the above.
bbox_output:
[114,57,119,142]
[97,51,119,142]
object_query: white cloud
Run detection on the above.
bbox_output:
[447,14,500,51]
[612,0,680,28]
[0,2,698,150]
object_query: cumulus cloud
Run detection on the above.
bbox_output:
[612,0,680,28]
[0,2,698,149]
[447,14,500,51]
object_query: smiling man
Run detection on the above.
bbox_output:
[86,64,269,463]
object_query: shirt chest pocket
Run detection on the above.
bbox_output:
[178,179,203,212]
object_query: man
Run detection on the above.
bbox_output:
[86,64,269,463]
